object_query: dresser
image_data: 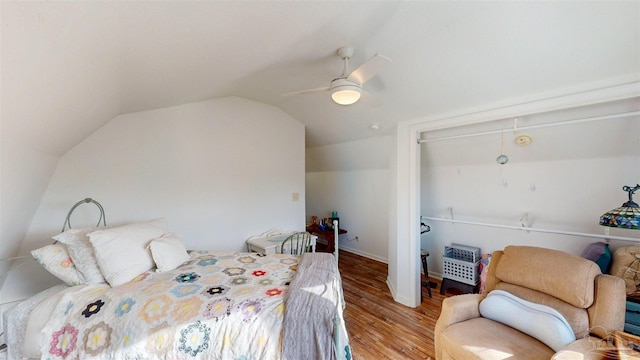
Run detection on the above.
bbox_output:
[305,224,347,253]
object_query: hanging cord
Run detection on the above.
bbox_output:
[61,198,106,232]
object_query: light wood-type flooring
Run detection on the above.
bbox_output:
[338,250,451,360]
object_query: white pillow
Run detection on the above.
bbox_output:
[89,218,168,286]
[31,243,81,286]
[479,290,576,352]
[53,227,107,284]
[148,233,190,272]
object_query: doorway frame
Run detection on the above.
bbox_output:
[388,77,639,308]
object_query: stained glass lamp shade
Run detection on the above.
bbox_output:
[599,184,640,230]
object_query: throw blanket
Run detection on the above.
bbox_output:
[283,252,351,360]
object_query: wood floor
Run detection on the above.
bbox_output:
[338,250,449,360]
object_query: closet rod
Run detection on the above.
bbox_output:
[421,216,640,243]
[418,111,640,144]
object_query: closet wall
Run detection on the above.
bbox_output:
[420,98,640,278]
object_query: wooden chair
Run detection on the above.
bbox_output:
[280,232,312,255]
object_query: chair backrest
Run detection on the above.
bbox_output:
[280,232,312,255]
[484,245,625,339]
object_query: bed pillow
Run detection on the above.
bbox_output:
[148,233,190,272]
[31,243,81,286]
[479,290,576,352]
[53,227,107,284]
[89,218,168,286]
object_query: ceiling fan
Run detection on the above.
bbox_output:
[282,46,391,106]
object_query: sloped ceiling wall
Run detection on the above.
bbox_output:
[0,140,59,288]
[3,1,639,157]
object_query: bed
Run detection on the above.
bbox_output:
[4,210,350,360]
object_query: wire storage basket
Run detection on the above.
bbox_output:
[442,243,481,286]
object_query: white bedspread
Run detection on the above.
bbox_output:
[4,284,68,360]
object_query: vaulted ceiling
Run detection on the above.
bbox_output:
[2,1,639,156]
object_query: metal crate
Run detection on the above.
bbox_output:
[442,243,481,286]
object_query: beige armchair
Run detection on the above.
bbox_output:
[435,245,625,360]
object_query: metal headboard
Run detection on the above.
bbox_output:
[61,198,107,232]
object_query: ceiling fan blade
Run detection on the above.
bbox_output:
[347,53,391,85]
[281,86,330,97]
[361,89,382,107]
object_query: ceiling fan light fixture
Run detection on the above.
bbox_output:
[330,79,361,105]
[332,89,361,105]
[282,46,390,106]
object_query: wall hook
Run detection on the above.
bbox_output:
[446,207,454,221]
[519,212,531,228]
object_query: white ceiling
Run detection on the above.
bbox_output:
[2,1,639,155]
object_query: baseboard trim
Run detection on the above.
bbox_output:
[386,276,413,307]
[338,247,387,264]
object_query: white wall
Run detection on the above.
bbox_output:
[2,97,306,302]
[306,136,391,262]
[0,139,58,297]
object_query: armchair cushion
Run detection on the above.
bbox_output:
[479,290,575,351]
[495,246,601,308]
[440,318,554,360]
[495,282,590,338]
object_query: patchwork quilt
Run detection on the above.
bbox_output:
[40,251,301,359]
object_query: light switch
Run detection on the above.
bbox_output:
[292,192,299,201]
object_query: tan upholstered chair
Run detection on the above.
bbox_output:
[435,245,625,360]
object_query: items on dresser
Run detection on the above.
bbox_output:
[306,223,346,253]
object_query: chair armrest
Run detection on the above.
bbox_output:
[435,294,483,359]
[588,274,626,339]
[437,294,483,327]
[552,336,612,360]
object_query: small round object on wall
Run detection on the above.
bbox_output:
[515,134,533,147]
[496,154,509,165]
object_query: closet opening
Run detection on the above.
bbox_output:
[414,97,639,302]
